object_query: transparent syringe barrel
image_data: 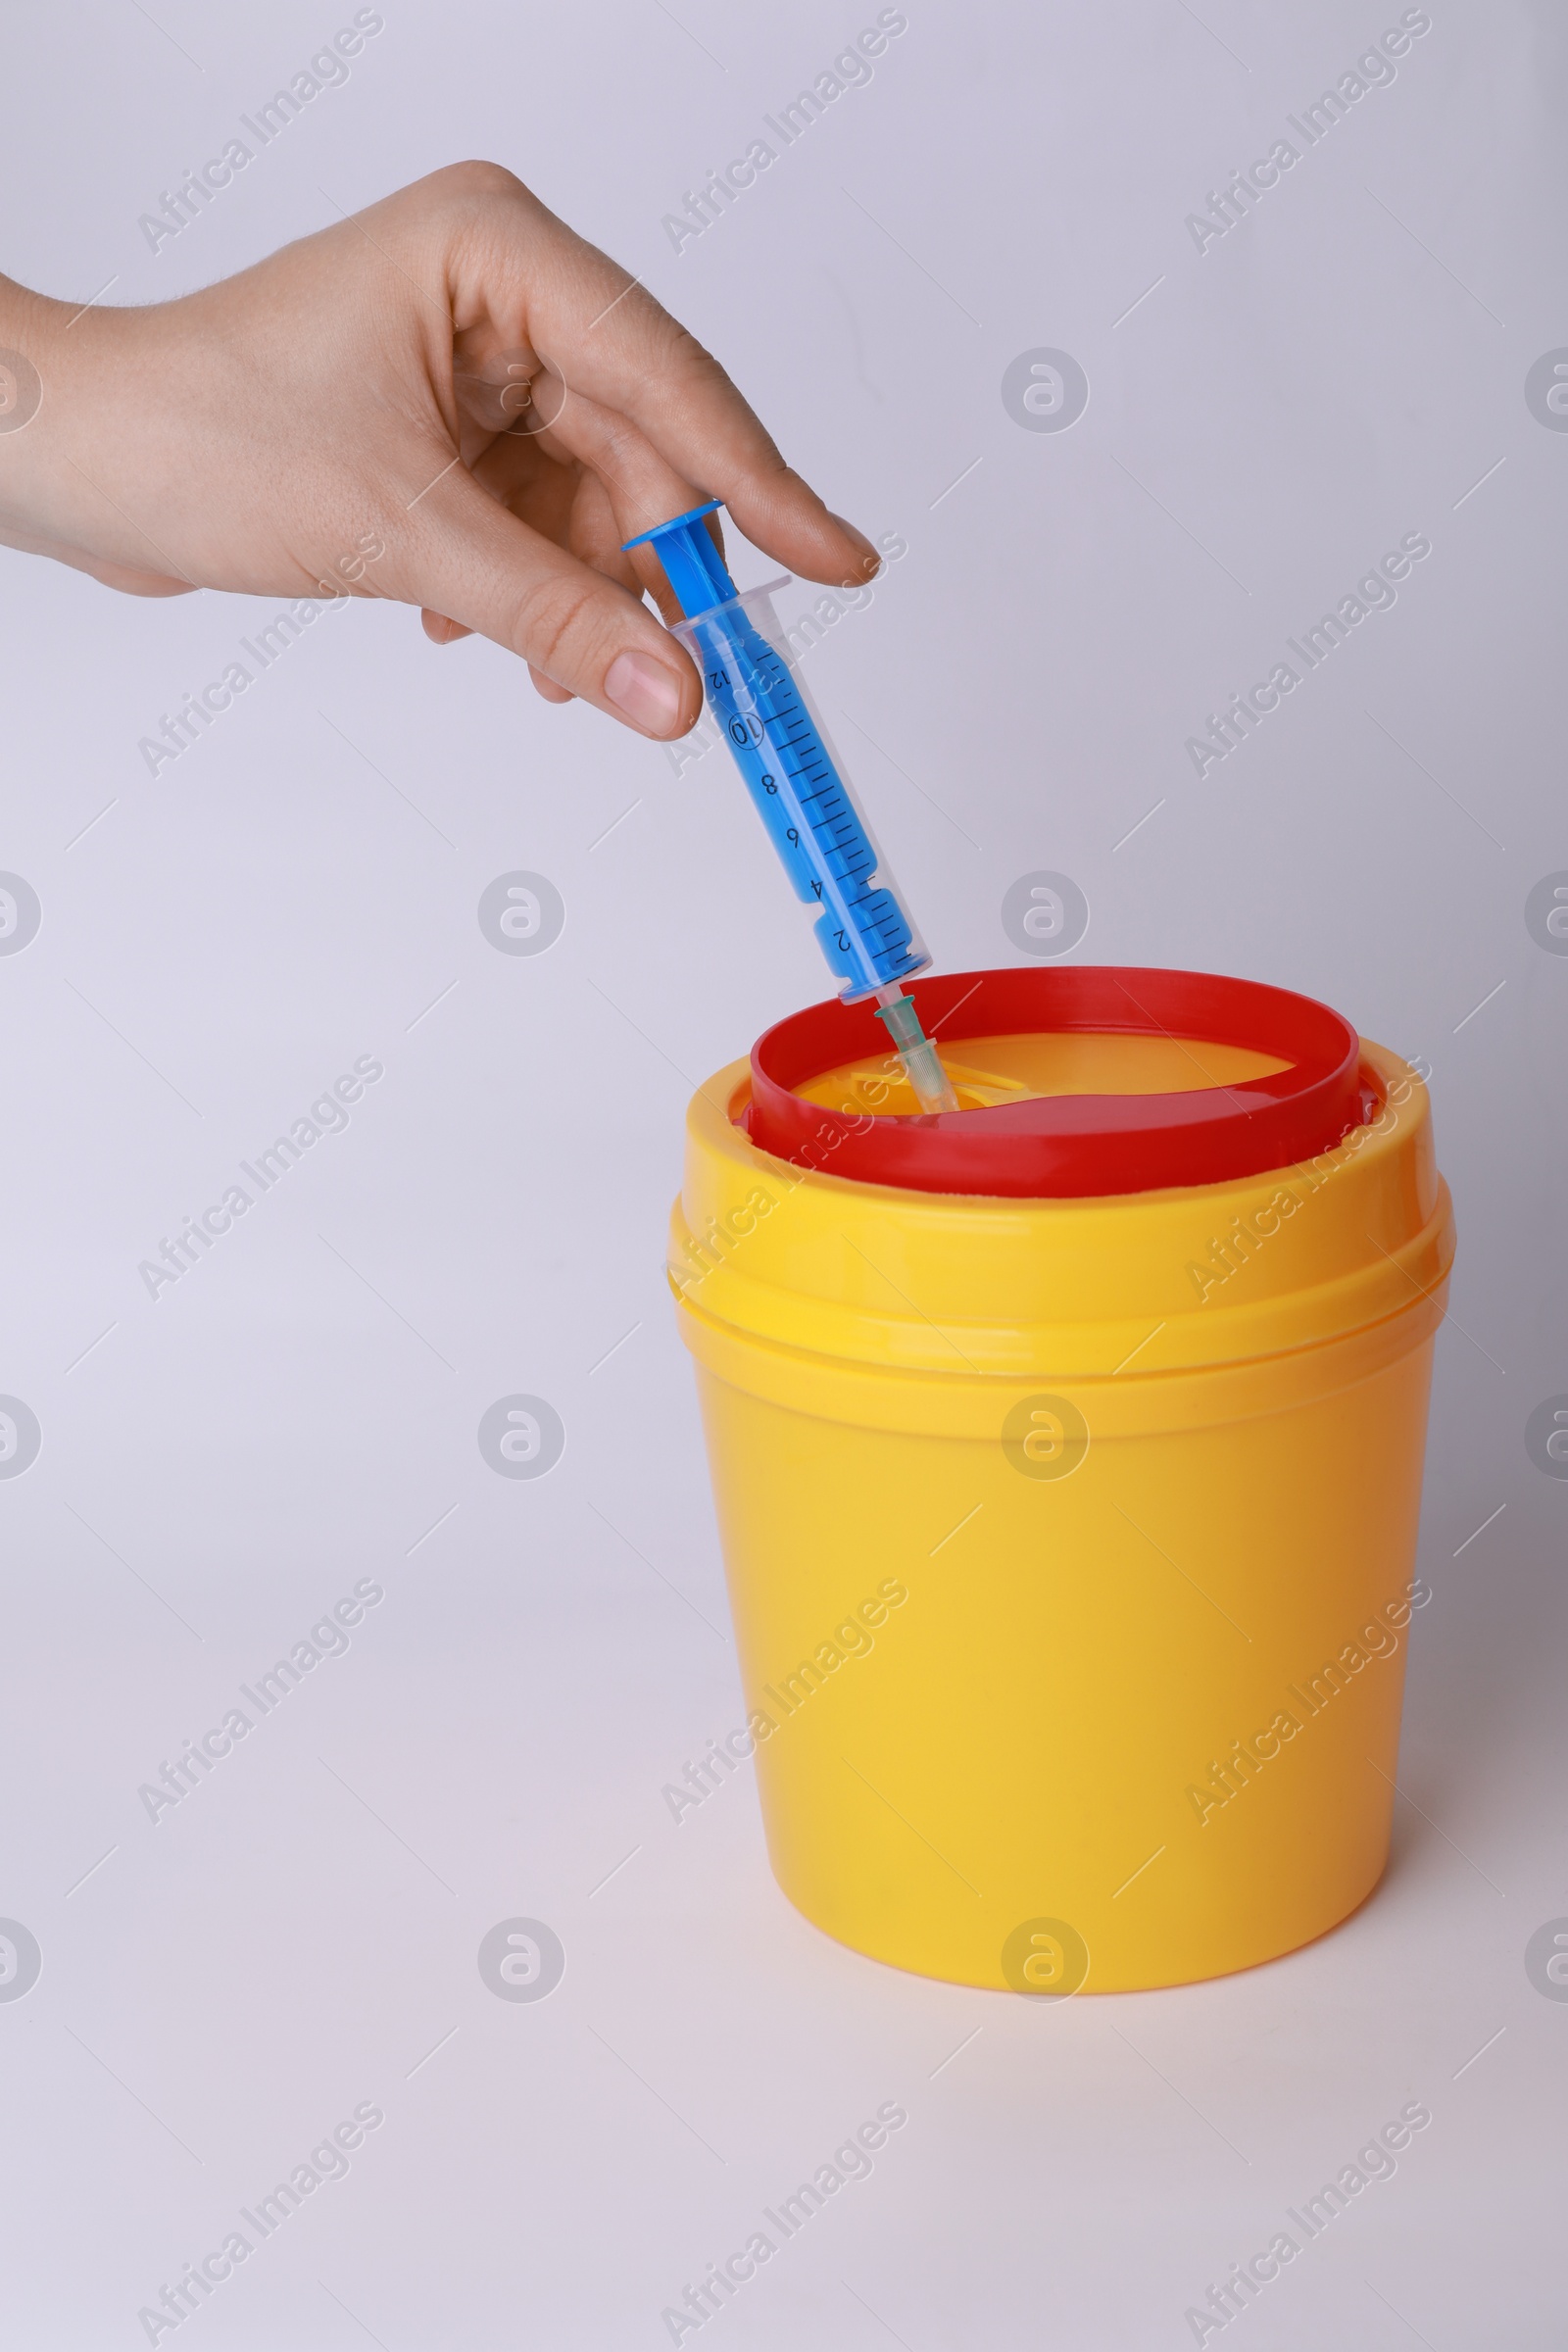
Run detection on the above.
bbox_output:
[671,582,931,1002]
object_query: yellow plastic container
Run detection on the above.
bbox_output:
[668,974,1454,1993]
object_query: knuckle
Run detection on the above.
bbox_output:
[646,315,713,382]
[583,410,640,473]
[435,158,532,206]
[513,574,608,676]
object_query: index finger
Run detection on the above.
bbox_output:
[460,188,883,591]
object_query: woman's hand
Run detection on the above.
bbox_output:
[0,162,879,738]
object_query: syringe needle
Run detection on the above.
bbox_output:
[873,985,960,1116]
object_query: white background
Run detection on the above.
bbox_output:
[1,0,1564,2344]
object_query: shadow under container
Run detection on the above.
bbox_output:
[667,968,1455,1994]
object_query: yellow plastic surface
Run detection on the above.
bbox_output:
[669,1039,1454,1992]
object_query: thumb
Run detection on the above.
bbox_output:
[397,461,701,738]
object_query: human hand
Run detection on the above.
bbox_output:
[0,163,880,738]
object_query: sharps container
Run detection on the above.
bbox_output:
[667,968,1454,1993]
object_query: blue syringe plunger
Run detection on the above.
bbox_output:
[623,502,933,1006]
[622,499,735,612]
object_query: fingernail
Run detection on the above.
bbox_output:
[830,512,881,579]
[605,650,684,735]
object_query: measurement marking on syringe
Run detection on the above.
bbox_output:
[650,511,928,999]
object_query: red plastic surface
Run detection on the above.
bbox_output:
[743,966,1366,1199]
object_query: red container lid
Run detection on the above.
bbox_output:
[744,966,1368,1199]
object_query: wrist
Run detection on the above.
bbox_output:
[0,277,196,592]
[0,279,76,531]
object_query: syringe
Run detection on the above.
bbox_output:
[624,501,959,1115]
